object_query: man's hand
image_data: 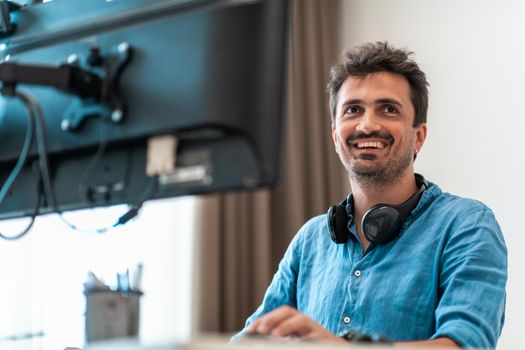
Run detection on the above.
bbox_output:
[246,305,346,344]
[246,305,460,348]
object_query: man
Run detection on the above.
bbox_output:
[237,42,507,348]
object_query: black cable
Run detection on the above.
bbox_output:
[0,92,34,206]
[57,121,113,234]
[78,121,108,202]
[58,122,158,233]
[20,92,113,234]
[0,90,44,241]
[0,174,42,241]
[113,174,158,227]
[2,90,158,237]
[58,174,158,234]
[16,92,57,211]
[3,91,100,236]
[34,93,157,233]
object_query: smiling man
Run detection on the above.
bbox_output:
[237,42,507,348]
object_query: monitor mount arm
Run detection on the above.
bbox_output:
[0,41,133,131]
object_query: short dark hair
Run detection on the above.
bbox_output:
[327,41,429,127]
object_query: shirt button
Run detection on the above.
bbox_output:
[343,316,351,324]
[354,270,361,277]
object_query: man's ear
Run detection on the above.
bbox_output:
[331,123,339,152]
[414,123,427,154]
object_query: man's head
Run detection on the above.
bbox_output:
[328,42,429,186]
[328,41,429,126]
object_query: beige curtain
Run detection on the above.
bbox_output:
[192,0,346,334]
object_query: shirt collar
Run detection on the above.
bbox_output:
[399,179,441,233]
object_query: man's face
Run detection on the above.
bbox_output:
[332,72,427,185]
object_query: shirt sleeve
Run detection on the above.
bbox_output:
[431,207,507,348]
[230,227,304,341]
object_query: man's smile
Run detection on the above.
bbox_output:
[345,134,394,157]
[352,140,388,149]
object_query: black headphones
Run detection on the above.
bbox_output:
[327,174,428,245]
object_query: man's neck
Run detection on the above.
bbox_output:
[349,169,419,251]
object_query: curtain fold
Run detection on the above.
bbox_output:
[192,0,345,334]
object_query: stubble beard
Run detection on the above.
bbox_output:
[342,143,414,189]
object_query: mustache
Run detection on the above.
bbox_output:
[346,131,394,145]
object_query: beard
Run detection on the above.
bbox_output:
[337,132,415,188]
[349,147,413,187]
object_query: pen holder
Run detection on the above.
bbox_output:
[84,289,142,343]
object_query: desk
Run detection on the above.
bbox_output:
[86,334,418,350]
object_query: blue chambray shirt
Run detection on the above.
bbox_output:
[239,181,507,348]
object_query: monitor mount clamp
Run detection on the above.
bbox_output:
[0,41,133,132]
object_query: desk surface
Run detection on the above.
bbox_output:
[86,334,428,350]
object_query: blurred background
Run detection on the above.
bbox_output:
[0,0,522,349]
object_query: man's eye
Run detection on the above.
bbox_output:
[382,104,398,114]
[346,106,361,114]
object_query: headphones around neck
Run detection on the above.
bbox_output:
[327,174,428,245]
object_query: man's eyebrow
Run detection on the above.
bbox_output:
[340,98,404,109]
[375,98,403,107]
[340,99,365,110]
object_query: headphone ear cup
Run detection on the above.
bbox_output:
[327,204,349,244]
[362,205,401,245]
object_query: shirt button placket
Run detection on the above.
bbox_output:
[345,263,362,331]
[343,269,361,328]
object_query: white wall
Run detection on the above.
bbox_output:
[340,1,525,348]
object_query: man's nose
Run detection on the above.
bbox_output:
[355,111,381,134]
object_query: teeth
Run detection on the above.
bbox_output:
[355,141,386,149]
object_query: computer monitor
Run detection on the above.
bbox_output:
[0,0,289,220]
